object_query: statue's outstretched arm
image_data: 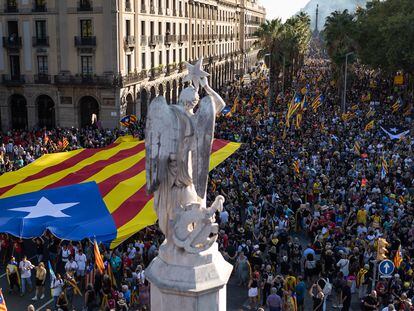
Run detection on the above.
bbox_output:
[200,77,225,113]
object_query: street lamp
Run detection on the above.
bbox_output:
[342,51,354,112]
[264,53,272,107]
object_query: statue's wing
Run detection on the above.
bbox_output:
[193,95,216,198]
[145,96,179,194]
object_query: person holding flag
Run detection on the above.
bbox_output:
[6,257,20,294]
[51,273,64,309]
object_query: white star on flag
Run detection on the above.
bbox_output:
[182,58,210,91]
[9,197,79,219]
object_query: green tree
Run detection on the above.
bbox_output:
[255,15,311,106]
[323,10,357,95]
[355,0,414,79]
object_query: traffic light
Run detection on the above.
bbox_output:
[377,238,389,260]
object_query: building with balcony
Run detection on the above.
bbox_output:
[0,0,265,130]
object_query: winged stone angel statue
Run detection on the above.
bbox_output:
[145,58,226,253]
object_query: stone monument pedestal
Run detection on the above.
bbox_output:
[145,243,233,311]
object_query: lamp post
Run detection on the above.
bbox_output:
[342,52,354,112]
[264,53,272,107]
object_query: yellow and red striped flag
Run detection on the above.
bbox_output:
[364,120,375,131]
[354,141,360,155]
[62,137,69,150]
[292,160,300,175]
[0,136,240,248]
[230,97,239,113]
[403,104,412,116]
[394,245,403,268]
[392,101,401,113]
[94,241,105,274]
[311,95,322,112]
[0,289,7,311]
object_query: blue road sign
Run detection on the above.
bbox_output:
[379,259,395,276]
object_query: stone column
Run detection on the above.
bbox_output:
[146,243,232,311]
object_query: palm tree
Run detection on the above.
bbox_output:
[255,19,286,106]
[323,10,357,95]
[255,16,311,107]
[285,12,311,87]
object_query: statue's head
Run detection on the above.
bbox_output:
[178,86,199,111]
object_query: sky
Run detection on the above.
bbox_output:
[260,0,310,21]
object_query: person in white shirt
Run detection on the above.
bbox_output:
[51,274,64,309]
[336,253,350,277]
[75,249,87,278]
[65,257,78,273]
[382,304,395,311]
[60,244,71,264]
[19,256,34,296]
[127,244,137,259]
[135,265,145,285]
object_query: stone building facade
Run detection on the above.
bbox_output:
[0,0,265,130]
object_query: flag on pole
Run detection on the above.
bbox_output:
[381,157,388,180]
[364,120,375,131]
[107,262,117,287]
[48,261,56,280]
[354,141,361,155]
[403,104,412,116]
[94,240,105,274]
[394,245,403,268]
[392,102,401,113]
[0,289,7,311]
[342,112,356,122]
[230,97,239,114]
[292,160,300,175]
[62,137,69,150]
[311,95,323,112]
[295,113,303,130]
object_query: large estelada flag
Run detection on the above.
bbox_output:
[0,136,240,248]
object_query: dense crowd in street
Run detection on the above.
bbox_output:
[0,55,413,311]
[210,58,414,311]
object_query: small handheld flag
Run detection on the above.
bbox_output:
[94,240,105,274]
[381,157,388,180]
[364,120,375,131]
[394,245,403,268]
[354,141,361,155]
[48,261,56,280]
[292,160,300,175]
[120,114,138,127]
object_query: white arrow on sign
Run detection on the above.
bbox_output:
[383,262,391,274]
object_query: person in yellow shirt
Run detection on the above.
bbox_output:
[357,207,367,225]
[371,211,381,229]
[6,256,20,294]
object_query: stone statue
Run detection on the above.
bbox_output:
[145,58,233,311]
[145,58,226,253]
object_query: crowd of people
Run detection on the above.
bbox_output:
[209,58,414,311]
[0,53,413,311]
